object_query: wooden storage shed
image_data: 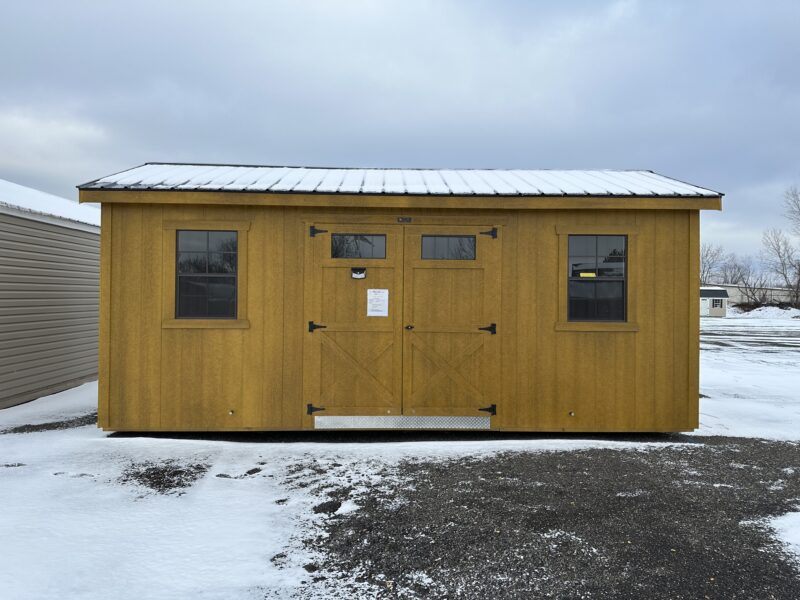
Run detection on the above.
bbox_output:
[78,164,722,432]
[1,178,100,408]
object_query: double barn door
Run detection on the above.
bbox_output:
[303,222,501,421]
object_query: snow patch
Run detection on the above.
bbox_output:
[769,511,800,565]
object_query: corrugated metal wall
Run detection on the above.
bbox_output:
[0,212,99,408]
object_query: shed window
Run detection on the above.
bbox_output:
[176,230,237,318]
[568,235,626,321]
[421,235,476,260]
[712,298,723,308]
[331,234,386,259]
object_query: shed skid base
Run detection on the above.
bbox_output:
[314,416,491,430]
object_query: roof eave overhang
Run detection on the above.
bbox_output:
[78,188,723,211]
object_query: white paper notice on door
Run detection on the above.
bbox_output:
[367,289,389,317]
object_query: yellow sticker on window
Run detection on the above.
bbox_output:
[579,272,596,278]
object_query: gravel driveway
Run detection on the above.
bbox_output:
[298,436,800,599]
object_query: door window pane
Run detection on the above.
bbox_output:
[421,235,476,260]
[176,230,237,319]
[331,234,386,259]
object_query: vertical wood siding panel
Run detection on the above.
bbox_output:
[673,211,690,428]
[535,212,558,429]
[514,212,535,429]
[500,214,520,429]
[282,209,304,429]
[140,205,162,428]
[653,212,676,429]
[110,205,143,428]
[263,208,285,428]
[242,206,265,428]
[635,211,656,429]
[98,206,111,425]
[687,211,701,429]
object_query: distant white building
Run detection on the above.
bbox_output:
[712,283,793,305]
[700,287,729,317]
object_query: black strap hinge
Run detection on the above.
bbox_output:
[478,404,497,416]
[307,404,325,415]
[478,323,497,335]
[308,321,327,332]
[479,227,498,239]
[309,225,328,237]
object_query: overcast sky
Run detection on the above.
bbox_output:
[1,0,798,255]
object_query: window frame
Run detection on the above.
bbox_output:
[175,230,239,320]
[555,225,639,332]
[567,234,627,322]
[711,298,723,309]
[162,220,251,329]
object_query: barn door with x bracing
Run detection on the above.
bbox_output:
[402,226,501,416]
[303,224,404,420]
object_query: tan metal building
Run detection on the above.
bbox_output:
[0,179,100,408]
[79,164,722,432]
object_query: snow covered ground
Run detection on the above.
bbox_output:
[698,315,800,440]
[1,314,799,598]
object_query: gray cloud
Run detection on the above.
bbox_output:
[1,0,798,255]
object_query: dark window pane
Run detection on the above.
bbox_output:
[207,299,236,318]
[595,281,625,320]
[209,231,237,253]
[177,230,207,251]
[176,230,238,319]
[569,256,596,277]
[597,255,625,277]
[421,235,476,260]
[567,234,627,322]
[177,294,207,318]
[568,281,595,320]
[597,236,625,258]
[208,252,237,273]
[331,234,386,259]
[178,275,208,297]
[568,235,595,256]
[207,277,236,302]
[177,252,207,274]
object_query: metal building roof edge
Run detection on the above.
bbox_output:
[77,163,724,198]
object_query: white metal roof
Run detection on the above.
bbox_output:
[79,163,721,197]
[0,178,100,230]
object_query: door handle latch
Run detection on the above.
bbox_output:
[405,325,414,330]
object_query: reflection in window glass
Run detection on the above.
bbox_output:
[421,235,476,260]
[176,230,237,318]
[331,234,386,259]
[567,234,626,321]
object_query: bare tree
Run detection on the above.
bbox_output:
[761,228,800,305]
[700,243,724,284]
[785,185,800,238]
[731,255,772,304]
[720,252,746,284]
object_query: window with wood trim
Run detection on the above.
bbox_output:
[568,235,626,321]
[176,230,237,318]
[712,298,723,308]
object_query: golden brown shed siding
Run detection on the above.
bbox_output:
[97,201,700,432]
